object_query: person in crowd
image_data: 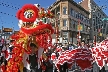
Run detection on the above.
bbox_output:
[88,41,94,48]
[1,43,10,72]
[59,62,68,72]
[44,49,53,72]
[67,42,74,50]
[0,40,3,65]
[22,51,30,72]
[9,40,14,52]
[96,41,100,46]
[1,43,11,61]
[0,40,3,51]
[23,43,39,72]
[104,61,108,72]
[80,40,87,48]
[100,66,106,72]
[56,45,62,56]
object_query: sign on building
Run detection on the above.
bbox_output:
[3,28,13,32]
[77,25,83,31]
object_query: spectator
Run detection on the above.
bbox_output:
[23,43,39,72]
[80,40,87,48]
[0,40,3,56]
[104,61,108,72]
[67,42,74,50]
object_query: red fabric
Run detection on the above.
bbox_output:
[1,65,6,72]
[5,50,9,58]
[68,63,72,69]
[90,39,108,69]
[51,53,56,60]
[1,50,9,58]
[76,59,92,70]
[21,24,54,35]
[56,47,62,52]
[41,65,46,70]
[26,58,30,64]
[55,48,93,70]
[16,9,22,19]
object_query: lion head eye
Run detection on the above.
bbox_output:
[24,11,34,19]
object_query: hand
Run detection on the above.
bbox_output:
[1,62,4,66]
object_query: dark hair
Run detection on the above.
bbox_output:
[10,40,15,43]
[30,43,37,48]
[6,43,9,45]
[81,40,85,43]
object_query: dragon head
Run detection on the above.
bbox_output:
[16,4,54,35]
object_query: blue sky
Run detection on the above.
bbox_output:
[0,0,108,30]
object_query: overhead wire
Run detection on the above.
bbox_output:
[97,0,108,10]
[0,0,20,17]
[0,0,20,29]
[0,11,16,17]
[0,1,20,10]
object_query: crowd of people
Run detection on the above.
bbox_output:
[0,38,106,72]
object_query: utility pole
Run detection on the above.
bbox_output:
[78,19,81,45]
[55,18,59,44]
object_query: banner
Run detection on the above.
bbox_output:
[99,33,102,36]
[77,25,83,31]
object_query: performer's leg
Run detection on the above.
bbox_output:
[23,67,31,72]
[23,67,27,72]
[30,69,36,72]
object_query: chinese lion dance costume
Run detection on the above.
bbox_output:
[5,4,54,72]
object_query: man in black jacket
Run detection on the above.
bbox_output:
[29,43,39,72]
[23,43,39,72]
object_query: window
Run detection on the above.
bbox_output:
[87,18,89,24]
[70,8,73,16]
[62,32,68,38]
[94,27,96,31]
[63,19,67,26]
[63,7,67,14]
[73,21,76,29]
[83,16,85,22]
[73,11,77,17]
[73,10,75,17]
[78,13,80,19]
[76,12,78,18]
[80,14,82,20]
[70,19,72,27]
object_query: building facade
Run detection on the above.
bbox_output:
[0,26,14,39]
[79,0,108,42]
[49,0,90,44]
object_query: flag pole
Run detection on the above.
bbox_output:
[78,19,81,45]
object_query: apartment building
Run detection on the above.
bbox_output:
[79,0,108,42]
[48,0,90,44]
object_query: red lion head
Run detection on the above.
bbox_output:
[16,4,54,35]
